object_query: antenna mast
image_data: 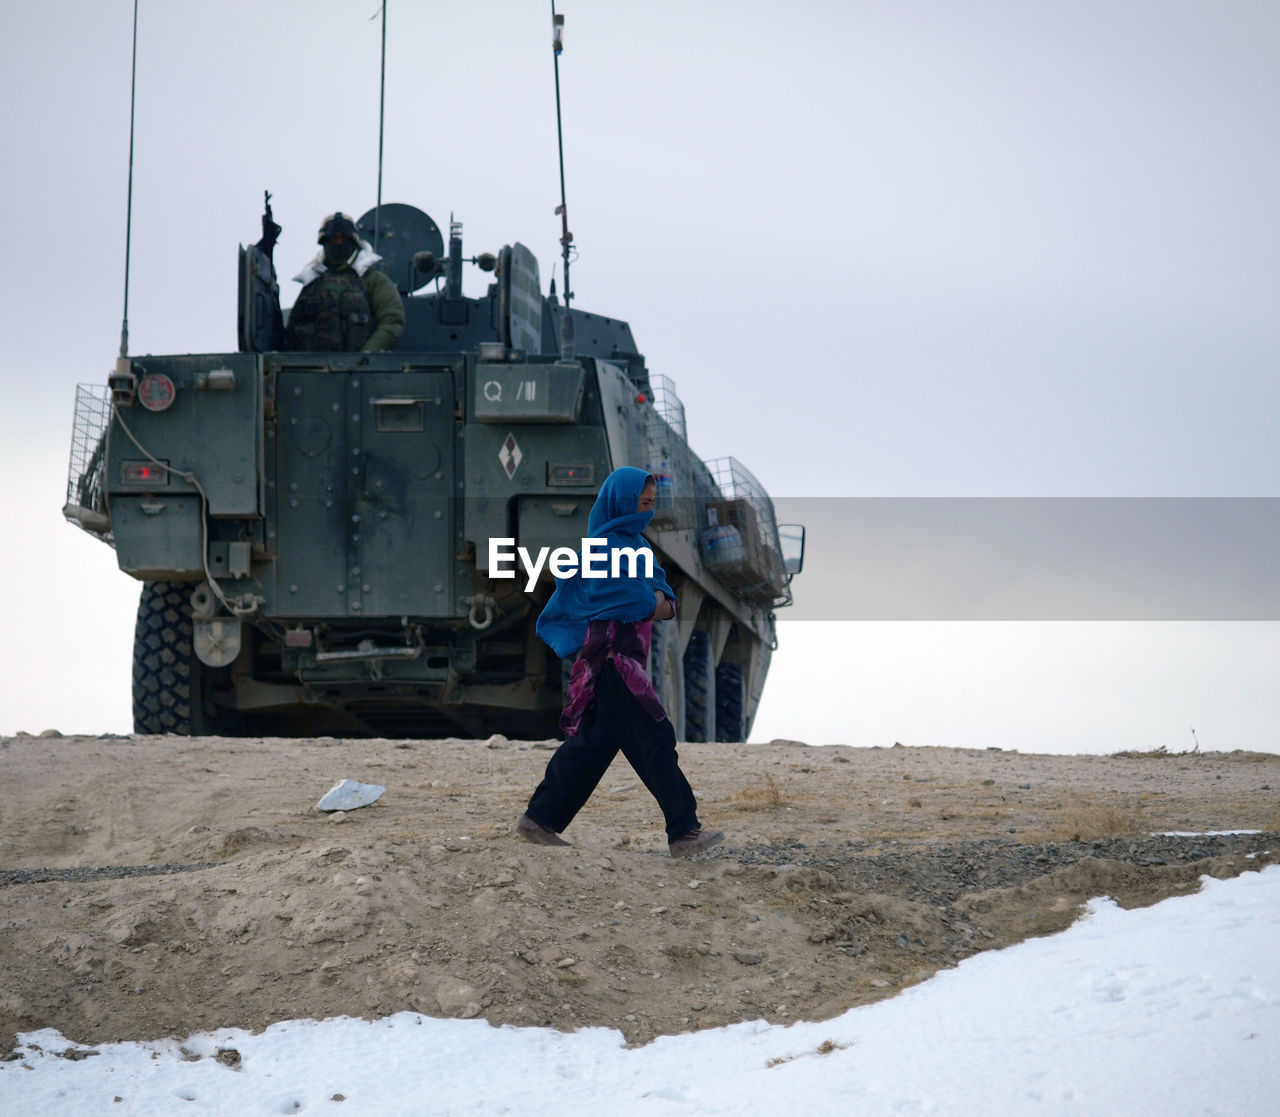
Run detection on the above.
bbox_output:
[119,0,140,359]
[551,4,573,302]
[374,1,388,251]
[550,3,575,357]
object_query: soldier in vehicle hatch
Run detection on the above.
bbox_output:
[284,212,406,352]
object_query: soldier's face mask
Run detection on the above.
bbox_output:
[322,235,356,268]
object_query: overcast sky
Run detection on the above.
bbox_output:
[2,1,1276,751]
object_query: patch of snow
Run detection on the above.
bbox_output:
[3,867,1277,1115]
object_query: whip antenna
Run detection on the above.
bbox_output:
[374,1,388,250]
[119,0,140,359]
[550,2,575,357]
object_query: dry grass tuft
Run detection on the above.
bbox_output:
[731,772,788,812]
[1113,746,1280,764]
[1021,799,1151,843]
[767,1038,851,1066]
[1111,746,1196,760]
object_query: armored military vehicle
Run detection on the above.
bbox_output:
[64,200,803,740]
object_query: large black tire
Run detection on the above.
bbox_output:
[650,623,686,740]
[715,661,744,742]
[683,629,713,743]
[132,581,216,735]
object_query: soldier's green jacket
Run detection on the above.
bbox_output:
[362,268,406,352]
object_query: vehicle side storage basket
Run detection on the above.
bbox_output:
[641,375,697,531]
[63,383,114,541]
[699,457,786,604]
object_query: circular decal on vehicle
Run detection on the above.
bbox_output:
[138,373,177,412]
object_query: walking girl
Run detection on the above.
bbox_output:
[516,467,725,857]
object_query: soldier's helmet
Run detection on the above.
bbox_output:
[318,212,359,244]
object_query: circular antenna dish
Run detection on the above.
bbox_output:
[357,204,445,294]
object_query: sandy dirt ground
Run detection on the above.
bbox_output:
[2,733,1277,1051]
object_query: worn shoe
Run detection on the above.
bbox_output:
[669,827,725,858]
[515,813,571,847]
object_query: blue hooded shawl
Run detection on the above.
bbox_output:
[535,467,677,659]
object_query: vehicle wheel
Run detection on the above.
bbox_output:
[132,581,218,735]
[650,623,686,740]
[683,629,713,743]
[715,661,744,742]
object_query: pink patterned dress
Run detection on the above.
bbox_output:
[560,617,668,736]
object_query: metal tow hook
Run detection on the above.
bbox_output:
[464,594,495,630]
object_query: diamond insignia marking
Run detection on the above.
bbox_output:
[499,433,523,479]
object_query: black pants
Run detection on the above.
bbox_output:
[525,660,699,842]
